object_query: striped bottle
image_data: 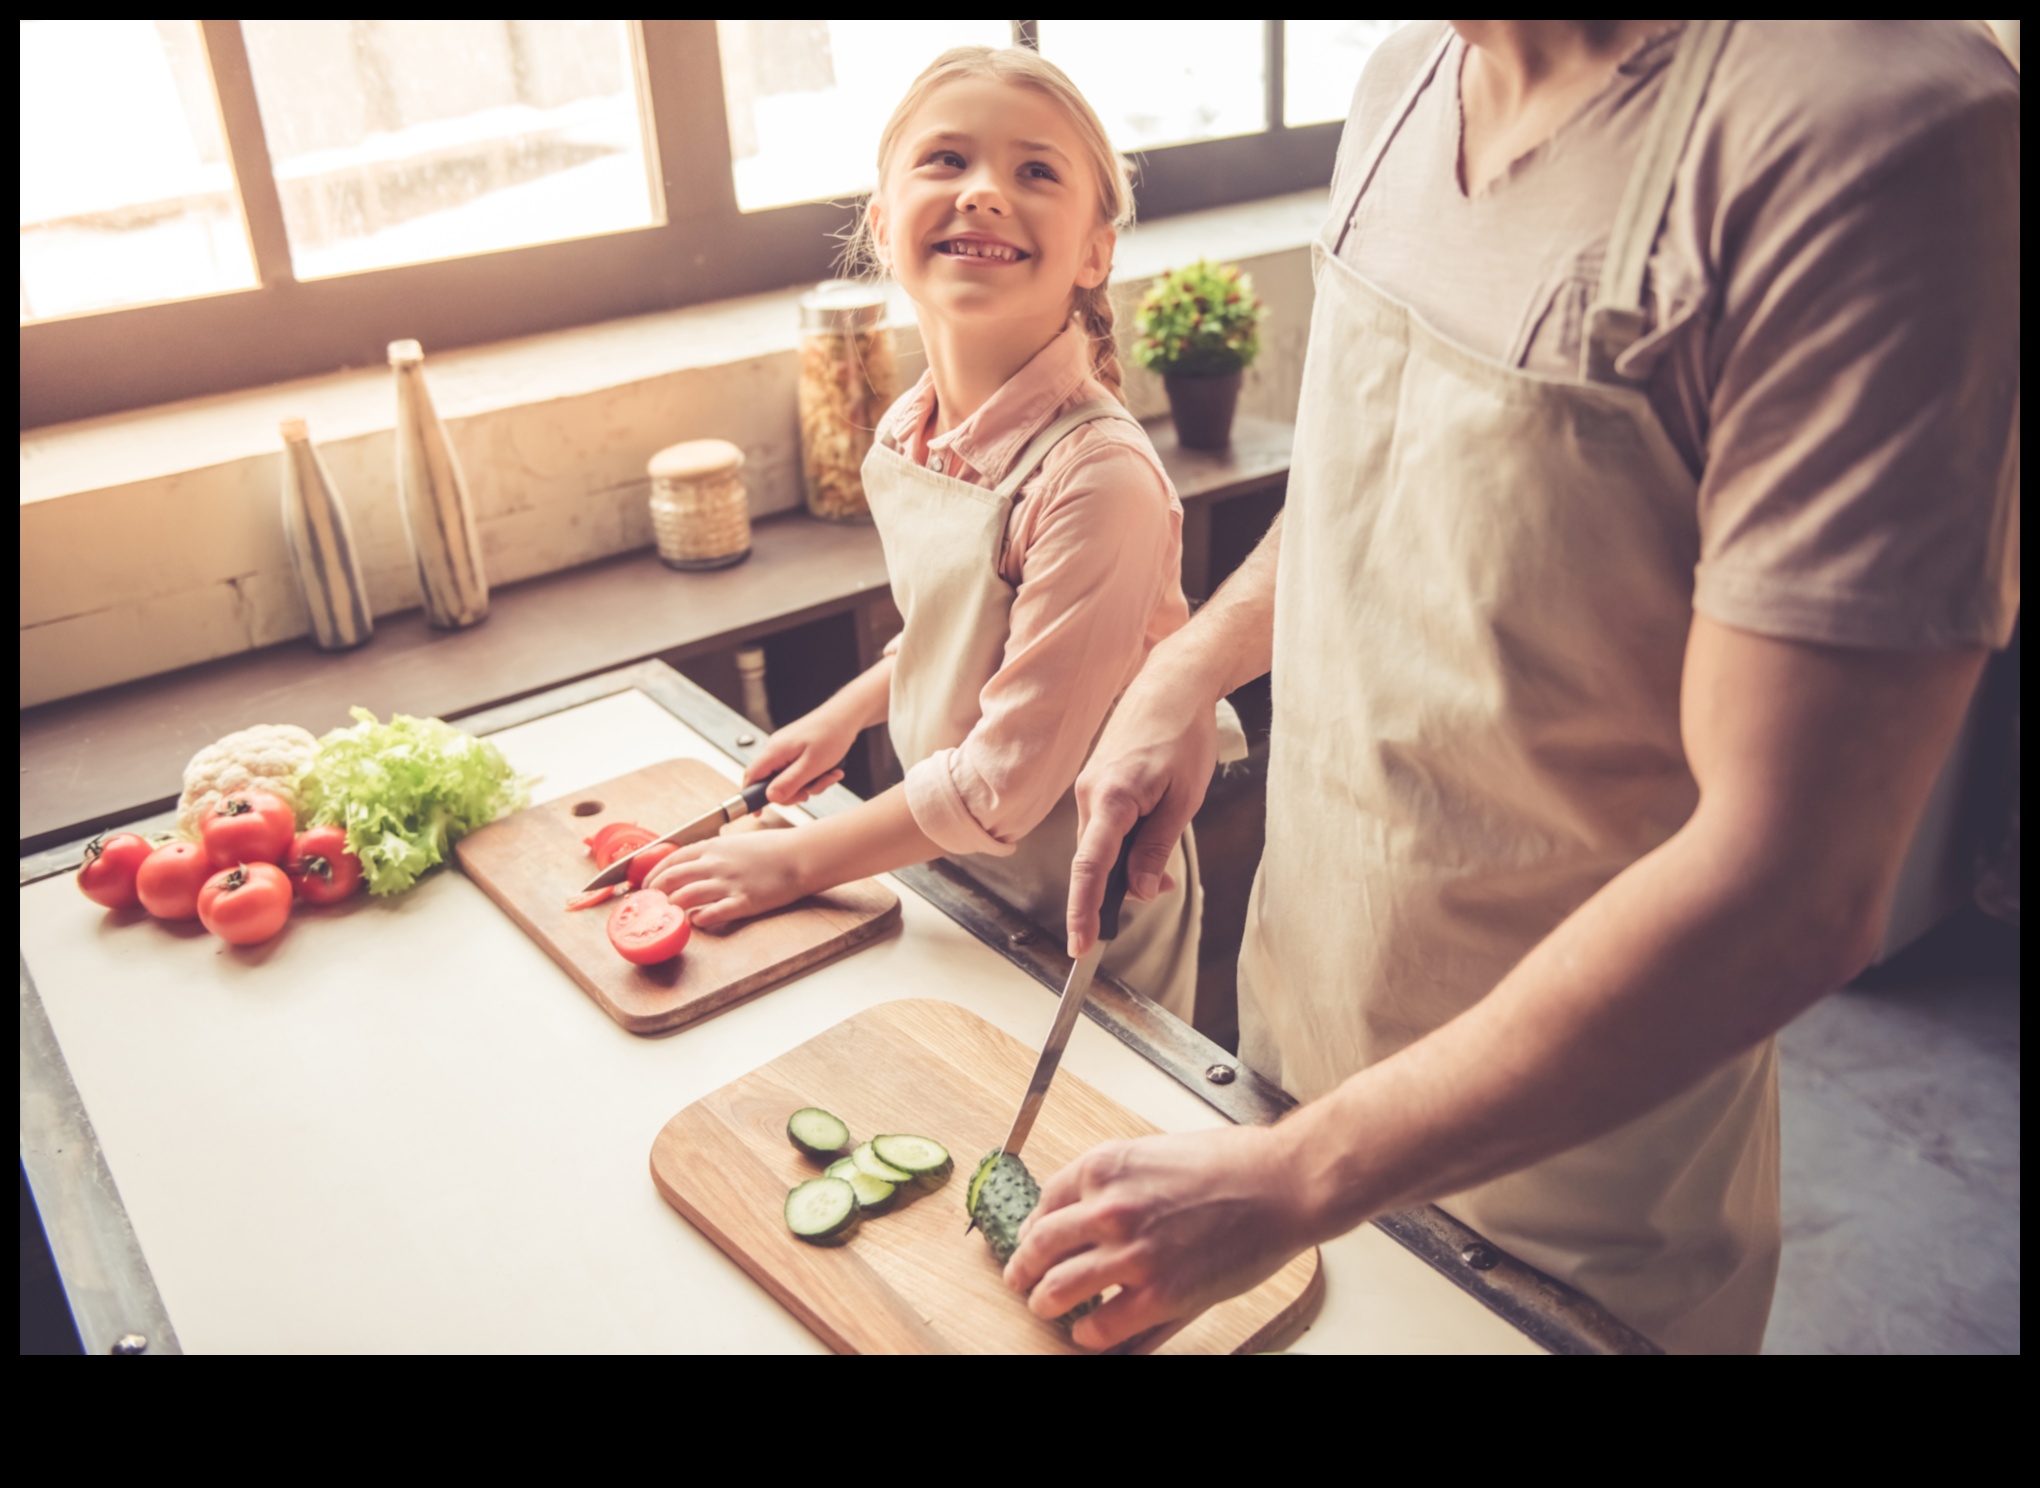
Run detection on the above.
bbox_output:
[389,339,489,629]
[279,418,373,651]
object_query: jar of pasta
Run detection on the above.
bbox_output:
[797,280,896,523]
[648,438,751,570]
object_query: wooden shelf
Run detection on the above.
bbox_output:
[19,415,1291,848]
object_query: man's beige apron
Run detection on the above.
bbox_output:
[864,398,1225,1020]
[1236,20,1781,1353]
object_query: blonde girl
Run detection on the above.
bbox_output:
[649,47,1242,1018]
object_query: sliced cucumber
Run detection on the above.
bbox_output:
[787,1107,852,1162]
[824,1156,859,1182]
[851,1140,913,1185]
[843,1169,897,1213]
[965,1149,1002,1218]
[871,1134,951,1176]
[970,1152,1040,1266]
[785,1176,858,1242]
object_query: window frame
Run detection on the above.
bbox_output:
[20,19,1338,430]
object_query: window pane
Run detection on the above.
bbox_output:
[720,20,1010,212]
[1283,20,1413,127]
[242,20,654,279]
[1037,21,1265,151]
[20,20,258,323]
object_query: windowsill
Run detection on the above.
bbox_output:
[19,189,1325,709]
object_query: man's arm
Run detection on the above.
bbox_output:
[1010,615,1984,1347]
[1066,512,1283,955]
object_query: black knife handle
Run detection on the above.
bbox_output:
[738,757,850,818]
[1097,816,1147,944]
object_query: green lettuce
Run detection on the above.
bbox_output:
[300,708,530,896]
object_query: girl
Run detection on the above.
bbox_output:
[649,46,1243,1019]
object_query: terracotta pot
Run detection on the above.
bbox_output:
[1163,370,1244,451]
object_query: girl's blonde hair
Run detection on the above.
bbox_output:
[845,46,1135,401]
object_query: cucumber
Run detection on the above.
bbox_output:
[824,1156,859,1182]
[785,1177,858,1242]
[965,1149,1002,1218]
[787,1107,852,1162]
[871,1134,951,1176]
[968,1151,1100,1329]
[851,1140,913,1185]
[843,1169,897,1213]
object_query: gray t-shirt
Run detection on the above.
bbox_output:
[1335,20,2020,651]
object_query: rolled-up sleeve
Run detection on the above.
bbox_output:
[904,438,1179,857]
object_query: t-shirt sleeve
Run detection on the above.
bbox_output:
[1691,75,2020,652]
[902,438,1177,857]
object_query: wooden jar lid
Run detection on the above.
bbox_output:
[649,439,745,483]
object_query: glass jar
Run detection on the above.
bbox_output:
[796,280,897,522]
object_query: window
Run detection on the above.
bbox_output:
[23,20,1375,429]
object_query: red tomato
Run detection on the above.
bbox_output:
[285,826,364,905]
[589,823,656,868]
[197,863,294,946]
[565,885,622,912]
[626,842,677,890]
[77,832,154,910]
[135,841,213,920]
[200,789,296,870]
[607,891,691,965]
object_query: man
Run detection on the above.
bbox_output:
[1010,20,2019,1352]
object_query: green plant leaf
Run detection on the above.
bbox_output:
[1131,259,1267,376]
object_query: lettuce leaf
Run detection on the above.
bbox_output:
[300,708,530,896]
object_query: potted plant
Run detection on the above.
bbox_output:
[1131,259,1266,451]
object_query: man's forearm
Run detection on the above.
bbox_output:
[1153,511,1282,704]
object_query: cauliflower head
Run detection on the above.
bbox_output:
[177,723,320,837]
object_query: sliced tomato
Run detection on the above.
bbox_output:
[584,821,654,865]
[136,840,213,921]
[197,863,293,945]
[77,832,154,910]
[626,841,677,890]
[565,884,623,912]
[285,825,364,905]
[607,891,691,965]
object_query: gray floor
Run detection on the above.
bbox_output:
[1766,907,2021,1354]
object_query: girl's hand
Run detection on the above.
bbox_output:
[743,705,861,806]
[646,829,816,930]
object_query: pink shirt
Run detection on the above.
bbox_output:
[879,326,1190,857]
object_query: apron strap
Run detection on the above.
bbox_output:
[1583,18,1735,384]
[1330,30,1453,258]
[989,397,1133,503]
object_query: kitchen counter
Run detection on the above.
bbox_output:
[21,661,1650,1354]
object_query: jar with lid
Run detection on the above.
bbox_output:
[648,439,751,571]
[797,280,897,523]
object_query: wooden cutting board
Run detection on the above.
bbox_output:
[651,999,1322,1354]
[455,758,898,1035]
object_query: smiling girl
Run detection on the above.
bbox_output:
[649,47,1242,1018]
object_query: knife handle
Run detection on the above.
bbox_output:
[1097,816,1146,943]
[735,757,848,818]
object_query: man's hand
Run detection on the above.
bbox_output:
[1001,1125,1320,1351]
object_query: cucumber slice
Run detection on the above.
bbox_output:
[851,1140,913,1185]
[965,1149,1002,1217]
[871,1134,951,1176]
[785,1177,858,1242]
[824,1157,859,1182]
[787,1107,852,1162]
[843,1169,897,1213]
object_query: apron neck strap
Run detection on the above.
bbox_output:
[989,398,1132,502]
[1330,30,1454,258]
[1583,19,1735,384]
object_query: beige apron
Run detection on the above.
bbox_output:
[1237,20,1781,1353]
[864,397,1220,1020]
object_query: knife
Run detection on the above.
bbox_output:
[577,760,844,893]
[994,819,1145,1164]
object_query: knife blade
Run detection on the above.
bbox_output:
[996,818,1145,1162]
[577,758,846,894]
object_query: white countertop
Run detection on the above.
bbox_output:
[21,686,1538,1354]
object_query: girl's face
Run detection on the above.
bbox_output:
[872,77,1114,331]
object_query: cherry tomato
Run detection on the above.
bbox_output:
[588,823,656,868]
[77,832,154,910]
[200,789,296,870]
[607,891,691,965]
[135,840,213,920]
[565,885,622,912]
[197,863,294,946]
[626,842,677,890]
[285,826,364,906]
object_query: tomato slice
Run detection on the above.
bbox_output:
[607,891,691,965]
[565,884,622,912]
[587,823,656,868]
[626,842,677,890]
